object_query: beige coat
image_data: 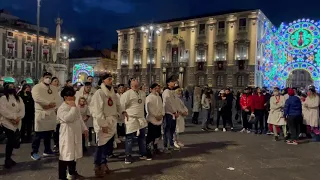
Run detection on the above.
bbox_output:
[267,95,286,126]
[90,84,122,146]
[303,95,320,127]
[176,98,188,133]
[32,83,60,132]
[192,87,202,112]
[145,92,164,126]
[0,95,25,131]
[75,86,94,127]
[57,102,87,161]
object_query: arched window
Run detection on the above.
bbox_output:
[216,75,223,87]
[237,75,244,87]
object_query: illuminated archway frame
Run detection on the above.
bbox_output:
[261,18,320,90]
[72,63,94,84]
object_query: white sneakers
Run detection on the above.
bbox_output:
[223,128,227,132]
[214,128,219,132]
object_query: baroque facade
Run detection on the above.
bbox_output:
[0,10,69,85]
[116,9,269,89]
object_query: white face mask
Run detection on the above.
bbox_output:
[43,78,51,85]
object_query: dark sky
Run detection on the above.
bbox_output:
[1,0,320,49]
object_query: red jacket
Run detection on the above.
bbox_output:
[251,94,266,112]
[240,94,252,111]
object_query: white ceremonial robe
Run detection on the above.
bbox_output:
[90,84,122,146]
[267,96,286,126]
[120,89,147,134]
[304,95,320,127]
[57,102,87,161]
[75,86,94,128]
[32,82,60,132]
[162,89,180,119]
[176,97,188,133]
[117,93,125,124]
[79,105,91,127]
[0,95,25,131]
[145,93,164,126]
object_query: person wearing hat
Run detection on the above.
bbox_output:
[31,72,61,161]
[89,73,126,177]
[0,82,25,168]
[120,77,148,164]
[145,83,165,159]
[162,75,181,152]
[240,87,253,133]
[302,85,320,135]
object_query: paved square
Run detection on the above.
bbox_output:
[0,122,320,180]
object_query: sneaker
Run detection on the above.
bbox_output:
[146,155,153,161]
[108,154,118,159]
[4,158,17,169]
[223,128,227,132]
[246,130,251,134]
[214,128,219,132]
[274,136,279,141]
[267,131,274,135]
[201,128,207,131]
[125,155,133,164]
[31,153,41,161]
[231,127,234,131]
[174,141,181,149]
[113,141,117,149]
[287,140,298,145]
[177,141,184,147]
[139,155,147,160]
[53,145,59,153]
[94,166,104,178]
[240,128,245,133]
[43,151,56,157]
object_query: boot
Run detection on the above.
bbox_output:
[94,165,104,178]
[102,164,111,174]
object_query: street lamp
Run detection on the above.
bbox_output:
[140,25,162,86]
[35,0,41,81]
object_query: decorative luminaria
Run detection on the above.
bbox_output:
[72,63,94,84]
[261,19,320,90]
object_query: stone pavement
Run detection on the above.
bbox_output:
[1,122,320,180]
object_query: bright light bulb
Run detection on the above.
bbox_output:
[156,30,160,34]
[59,38,62,41]
[141,27,145,31]
[146,29,149,33]
[150,26,154,30]
[63,36,67,40]
[68,39,72,42]
[71,37,75,41]
[159,28,163,32]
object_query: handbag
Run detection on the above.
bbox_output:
[248,114,257,124]
[13,129,21,149]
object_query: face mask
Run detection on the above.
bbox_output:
[8,88,16,94]
[43,78,51,84]
[307,92,311,96]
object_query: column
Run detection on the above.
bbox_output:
[206,19,217,86]
[187,25,197,86]
[227,15,237,66]
[17,36,23,59]
[156,31,163,84]
[129,30,135,70]
[248,12,259,86]
[141,31,148,85]
[116,31,122,84]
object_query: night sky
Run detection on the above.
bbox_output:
[1,0,320,49]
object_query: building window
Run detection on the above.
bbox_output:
[173,27,179,35]
[147,52,155,64]
[216,75,223,87]
[218,21,225,33]
[136,32,141,42]
[134,53,141,64]
[198,76,205,86]
[237,75,244,86]
[199,24,206,35]
[121,54,128,65]
[216,46,226,61]
[26,62,31,74]
[123,34,128,43]
[236,44,248,59]
[7,31,13,37]
[44,39,48,44]
[239,18,247,31]
[172,47,178,63]
[196,49,206,62]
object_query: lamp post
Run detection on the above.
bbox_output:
[140,25,162,86]
[35,0,41,81]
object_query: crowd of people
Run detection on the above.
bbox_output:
[190,85,320,145]
[0,72,189,180]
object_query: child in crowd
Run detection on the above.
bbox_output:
[78,97,90,152]
[57,86,88,180]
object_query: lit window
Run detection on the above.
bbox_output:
[216,46,226,61]
[236,44,248,59]
[121,54,128,65]
[147,52,155,64]
[134,53,141,64]
[196,49,206,62]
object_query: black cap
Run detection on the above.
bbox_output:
[166,75,177,84]
[101,73,113,80]
[42,72,52,77]
[84,82,92,86]
[244,86,250,90]
[309,85,316,92]
[150,83,159,89]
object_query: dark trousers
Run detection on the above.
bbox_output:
[54,124,60,146]
[146,122,161,154]
[192,112,199,123]
[3,127,15,160]
[125,128,146,156]
[20,116,33,141]
[88,127,94,142]
[117,123,126,137]
[242,110,252,129]
[163,114,176,148]
[58,160,76,179]
[224,110,233,128]
[254,109,265,131]
[264,111,269,131]
[31,131,52,155]
[216,110,222,128]
[94,136,114,165]
[287,115,302,141]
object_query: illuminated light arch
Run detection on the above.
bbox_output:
[261,18,320,90]
[72,63,94,84]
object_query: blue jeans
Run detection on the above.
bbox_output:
[163,114,176,148]
[125,128,146,156]
[94,136,114,165]
[31,131,52,155]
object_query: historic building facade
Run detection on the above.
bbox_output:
[0,10,69,85]
[116,9,269,89]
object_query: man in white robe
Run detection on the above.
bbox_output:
[87,76,97,93]
[75,81,95,147]
[90,73,126,177]
[145,83,164,159]
[162,76,180,151]
[120,78,148,164]
[31,72,60,160]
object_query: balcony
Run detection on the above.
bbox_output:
[5,50,16,59]
[214,61,227,72]
[236,60,248,72]
[237,27,248,41]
